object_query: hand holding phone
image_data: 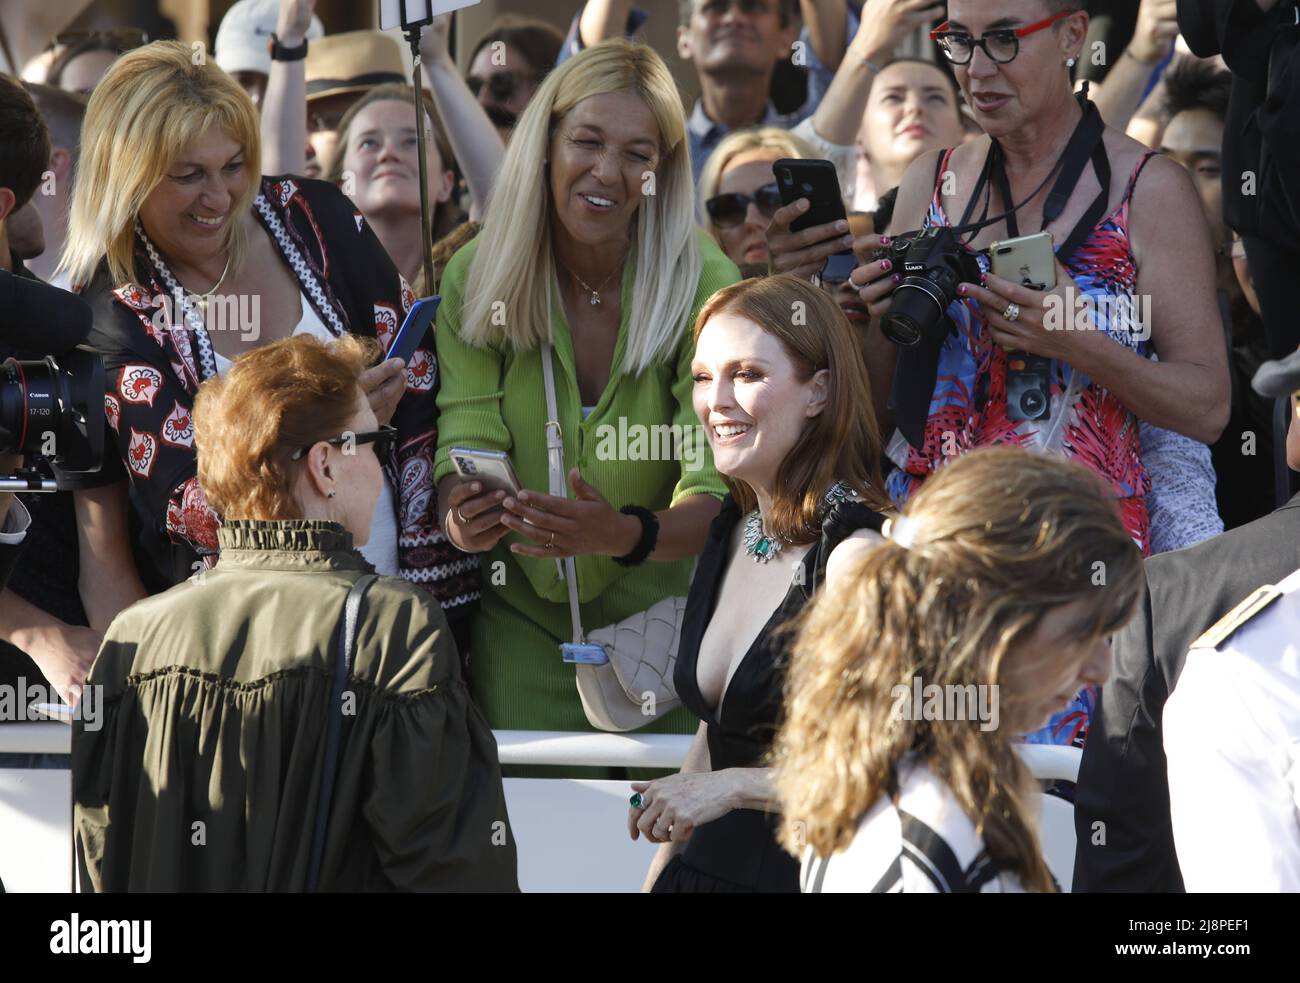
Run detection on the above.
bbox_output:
[387,296,441,364]
[774,158,857,283]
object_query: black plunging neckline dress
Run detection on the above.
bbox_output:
[651,494,887,893]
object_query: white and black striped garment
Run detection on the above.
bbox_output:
[801,758,1028,893]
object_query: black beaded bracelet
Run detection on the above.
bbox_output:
[613,504,659,567]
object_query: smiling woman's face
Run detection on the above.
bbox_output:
[138,125,250,268]
[548,91,661,252]
[340,99,452,219]
[691,310,827,492]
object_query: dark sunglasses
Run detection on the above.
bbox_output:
[467,71,527,103]
[706,183,782,229]
[931,10,1073,66]
[290,425,398,462]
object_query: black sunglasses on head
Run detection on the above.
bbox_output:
[706,183,782,229]
[290,425,398,462]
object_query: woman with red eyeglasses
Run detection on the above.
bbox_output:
[830,0,1228,749]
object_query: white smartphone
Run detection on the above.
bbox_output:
[449,447,522,497]
[989,230,1057,291]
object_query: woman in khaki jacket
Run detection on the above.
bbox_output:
[73,335,517,892]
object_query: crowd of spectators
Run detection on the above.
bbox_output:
[0,0,1297,893]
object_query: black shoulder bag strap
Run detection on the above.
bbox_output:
[306,572,379,892]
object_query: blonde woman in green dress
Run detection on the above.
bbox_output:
[434,39,740,734]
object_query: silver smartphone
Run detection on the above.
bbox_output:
[989,230,1057,291]
[449,447,522,496]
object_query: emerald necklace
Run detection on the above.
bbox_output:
[742,481,857,563]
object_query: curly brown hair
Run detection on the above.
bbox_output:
[193,334,381,521]
[772,447,1143,892]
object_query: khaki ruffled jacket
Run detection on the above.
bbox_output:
[73,520,518,892]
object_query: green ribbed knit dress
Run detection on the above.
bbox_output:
[434,228,740,732]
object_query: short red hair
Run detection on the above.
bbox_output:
[193,334,380,520]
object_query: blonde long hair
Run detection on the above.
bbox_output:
[772,448,1144,892]
[58,40,262,288]
[460,39,700,375]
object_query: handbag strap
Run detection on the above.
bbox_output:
[306,572,378,892]
[540,341,585,645]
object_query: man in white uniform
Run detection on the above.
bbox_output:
[1164,348,1300,892]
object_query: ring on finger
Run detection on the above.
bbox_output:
[1003,302,1021,322]
[546,530,557,549]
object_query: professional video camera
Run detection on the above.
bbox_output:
[0,270,105,492]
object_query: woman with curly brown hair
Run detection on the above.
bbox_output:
[774,447,1144,893]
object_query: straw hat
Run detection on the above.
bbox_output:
[305,31,407,102]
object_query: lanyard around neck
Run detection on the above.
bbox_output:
[956,91,1111,264]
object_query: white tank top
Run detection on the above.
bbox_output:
[212,292,401,575]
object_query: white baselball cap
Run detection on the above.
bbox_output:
[214,0,325,77]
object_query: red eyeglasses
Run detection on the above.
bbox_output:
[931,9,1075,65]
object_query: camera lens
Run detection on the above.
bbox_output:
[1019,388,1048,419]
[0,358,58,455]
[0,350,103,475]
[780,168,792,184]
[882,279,946,349]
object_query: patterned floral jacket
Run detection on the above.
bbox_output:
[82,175,479,622]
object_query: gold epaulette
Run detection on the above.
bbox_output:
[1189,585,1283,652]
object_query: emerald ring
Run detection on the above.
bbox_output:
[630,793,644,809]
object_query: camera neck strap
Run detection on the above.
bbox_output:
[958,90,1111,265]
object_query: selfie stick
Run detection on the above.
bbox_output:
[404,28,436,292]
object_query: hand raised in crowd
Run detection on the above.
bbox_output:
[958,264,1103,363]
[627,772,736,844]
[360,357,407,426]
[419,13,453,66]
[854,0,947,61]
[847,233,900,318]
[501,467,640,560]
[765,198,860,279]
[1129,0,1179,65]
[444,479,511,553]
[276,0,319,46]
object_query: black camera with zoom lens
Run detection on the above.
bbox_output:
[881,226,984,350]
[1,270,105,490]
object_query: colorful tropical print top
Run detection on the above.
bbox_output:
[885,148,1160,559]
[884,148,1158,750]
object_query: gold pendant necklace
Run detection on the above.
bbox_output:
[559,260,620,306]
[190,251,234,318]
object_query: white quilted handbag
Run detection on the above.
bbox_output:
[541,342,686,732]
[580,595,686,732]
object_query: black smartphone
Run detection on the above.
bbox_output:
[773,158,855,282]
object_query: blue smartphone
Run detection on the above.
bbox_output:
[386,296,440,363]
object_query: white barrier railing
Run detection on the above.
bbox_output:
[0,724,1083,781]
[0,725,1083,892]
